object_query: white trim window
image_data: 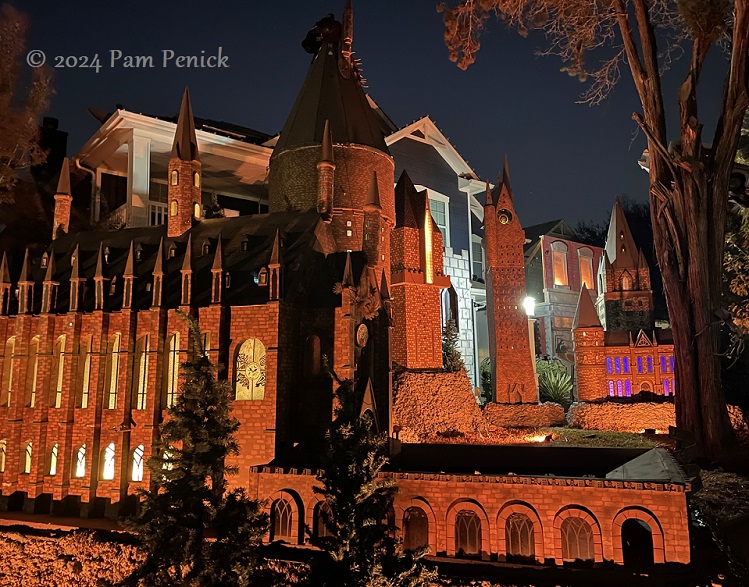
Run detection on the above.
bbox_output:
[471,235,484,282]
[578,247,595,291]
[551,241,569,287]
[415,185,451,248]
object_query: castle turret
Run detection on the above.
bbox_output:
[268,2,394,276]
[390,170,448,369]
[52,158,72,240]
[572,284,606,401]
[596,198,654,331]
[483,158,537,403]
[167,89,202,238]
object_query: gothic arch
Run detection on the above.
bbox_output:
[445,499,491,560]
[553,506,603,563]
[394,496,437,555]
[612,507,665,564]
[497,501,544,562]
[265,489,303,545]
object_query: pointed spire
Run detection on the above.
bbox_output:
[573,284,603,329]
[501,154,511,193]
[56,157,71,196]
[604,197,639,268]
[181,234,193,273]
[212,235,223,272]
[94,243,106,310]
[19,248,31,283]
[321,119,334,163]
[94,243,105,279]
[42,252,57,314]
[341,0,354,62]
[171,88,199,161]
[379,268,389,300]
[70,244,81,280]
[364,170,381,211]
[124,241,136,277]
[342,251,354,287]
[154,238,165,275]
[484,180,493,207]
[0,252,9,284]
[638,248,648,270]
[394,170,423,229]
[44,251,56,283]
[269,230,281,266]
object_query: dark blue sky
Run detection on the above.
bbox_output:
[22,0,729,227]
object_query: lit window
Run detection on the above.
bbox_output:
[455,510,481,557]
[647,356,653,373]
[26,337,39,408]
[75,445,86,478]
[606,358,612,374]
[49,443,58,476]
[170,170,178,185]
[1,337,15,407]
[560,517,594,562]
[107,334,121,410]
[193,172,200,188]
[166,333,180,408]
[637,356,643,374]
[79,337,92,409]
[424,206,434,284]
[625,380,631,396]
[623,357,630,373]
[615,357,621,374]
[102,443,116,481]
[616,380,623,396]
[22,441,32,474]
[551,241,568,287]
[621,273,632,290]
[272,499,294,541]
[661,356,667,373]
[0,439,6,473]
[135,336,149,410]
[669,356,674,372]
[193,202,201,219]
[608,381,614,396]
[235,338,266,401]
[132,445,145,482]
[664,379,670,395]
[170,200,178,217]
[578,248,594,290]
[52,336,65,408]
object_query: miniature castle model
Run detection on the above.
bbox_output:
[573,199,675,401]
[0,2,690,569]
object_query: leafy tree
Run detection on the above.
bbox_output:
[439,0,749,458]
[123,316,274,587]
[442,319,465,372]
[306,375,436,587]
[0,4,52,203]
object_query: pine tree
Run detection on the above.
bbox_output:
[442,319,465,373]
[122,315,274,587]
[305,376,436,587]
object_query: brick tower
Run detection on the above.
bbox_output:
[52,158,72,240]
[571,284,606,402]
[596,198,653,331]
[484,158,537,403]
[390,170,449,369]
[267,1,394,278]
[167,89,202,238]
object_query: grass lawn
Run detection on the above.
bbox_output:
[535,427,662,448]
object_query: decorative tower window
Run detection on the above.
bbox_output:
[606,357,612,374]
[637,356,643,374]
[102,443,116,480]
[170,170,178,186]
[235,338,266,400]
[193,202,201,219]
[170,201,178,217]
[135,336,149,410]
[49,443,58,476]
[193,172,200,188]
[166,333,180,408]
[0,439,5,473]
[51,336,65,408]
[132,445,145,482]
[647,356,653,373]
[22,441,32,474]
[106,333,121,410]
[74,444,86,478]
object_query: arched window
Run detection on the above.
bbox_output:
[51,335,65,408]
[0,439,6,473]
[304,335,321,379]
[660,356,667,373]
[616,380,623,397]
[1,336,15,407]
[78,336,93,409]
[134,336,149,410]
[623,357,630,373]
[455,510,481,557]
[106,333,121,410]
[403,507,429,552]
[170,170,178,186]
[22,441,32,474]
[621,273,632,291]
[551,241,569,287]
[606,357,612,374]
[669,356,675,372]
[102,443,116,480]
[578,248,594,290]
[663,379,670,395]
[235,338,266,400]
[506,513,535,560]
[271,499,293,541]
[49,443,58,476]
[132,445,145,482]
[608,380,614,396]
[625,380,632,396]
[637,356,643,374]
[614,357,621,374]
[560,517,594,562]
[170,200,178,216]
[26,336,40,408]
[193,172,200,188]
[74,444,86,478]
[166,333,180,408]
[640,382,651,392]
[314,501,332,538]
[647,356,653,373]
[193,202,201,219]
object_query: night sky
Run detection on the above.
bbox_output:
[21,0,729,227]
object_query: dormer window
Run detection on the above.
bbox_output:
[170,170,178,186]
[257,268,268,286]
[193,172,200,188]
[135,243,143,261]
[41,253,49,269]
[225,272,231,288]
[168,244,177,259]
[202,241,211,256]
[104,246,110,263]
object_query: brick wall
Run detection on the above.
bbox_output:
[567,402,676,433]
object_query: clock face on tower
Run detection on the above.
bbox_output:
[356,323,369,347]
[497,209,513,225]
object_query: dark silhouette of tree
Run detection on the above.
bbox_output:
[0,4,52,203]
[439,0,749,458]
[122,315,276,587]
[305,375,436,587]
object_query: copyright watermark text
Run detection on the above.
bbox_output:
[26,48,230,73]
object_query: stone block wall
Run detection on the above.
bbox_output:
[567,402,675,432]
[483,402,566,429]
[443,248,475,385]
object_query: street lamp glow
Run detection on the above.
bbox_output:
[522,296,536,317]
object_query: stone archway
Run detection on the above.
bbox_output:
[612,507,664,565]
